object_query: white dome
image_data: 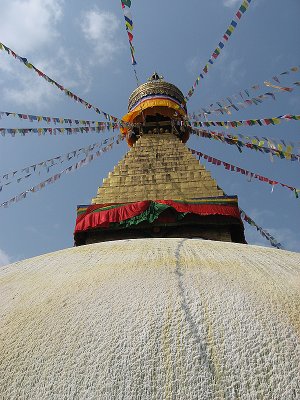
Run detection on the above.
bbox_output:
[1,239,299,399]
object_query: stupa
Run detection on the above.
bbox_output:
[1,75,299,399]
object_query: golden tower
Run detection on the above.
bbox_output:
[74,73,245,245]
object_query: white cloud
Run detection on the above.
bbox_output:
[0,249,11,267]
[80,9,123,65]
[2,62,57,108]
[0,0,63,54]
[186,55,202,75]
[185,48,246,87]
[223,0,241,7]
[0,0,81,108]
[226,58,246,81]
[2,46,92,108]
[217,50,246,85]
[223,0,262,10]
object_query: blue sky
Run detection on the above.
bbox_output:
[0,0,299,265]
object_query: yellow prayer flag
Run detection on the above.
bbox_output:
[125,21,133,31]
[286,145,293,154]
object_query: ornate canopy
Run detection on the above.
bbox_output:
[128,72,186,112]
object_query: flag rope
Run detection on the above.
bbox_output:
[239,208,284,250]
[191,66,299,118]
[190,114,300,129]
[0,125,123,137]
[0,135,121,191]
[189,147,300,198]
[0,111,117,126]
[191,128,300,161]
[185,0,253,102]
[120,0,139,86]
[194,127,300,148]
[0,136,124,209]
[239,207,284,249]
[0,41,122,123]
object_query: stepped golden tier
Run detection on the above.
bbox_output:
[74,74,245,245]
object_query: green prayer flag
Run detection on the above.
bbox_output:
[122,0,131,7]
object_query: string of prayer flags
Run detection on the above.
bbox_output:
[191,83,298,119]
[0,136,124,209]
[191,114,300,129]
[192,66,300,118]
[239,208,284,249]
[189,147,300,198]
[0,111,115,126]
[185,0,252,102]
[264,81,294,92]
[190,89,279,119]
[192,126,300,151]
[271,66,299,84]
[191,128,300,162]
[0,124,122,138]
[121,0,137,65]
[0,41,121,123]
[0,110,136,128]
[0,135,120,190]
[190,90,278,119]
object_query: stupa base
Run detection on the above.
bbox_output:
[74,197,246,246]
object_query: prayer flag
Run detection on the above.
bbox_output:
[236,10,242,19]
[122,0,131,7]
[127,31,133,42]
[125,17,133,31]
